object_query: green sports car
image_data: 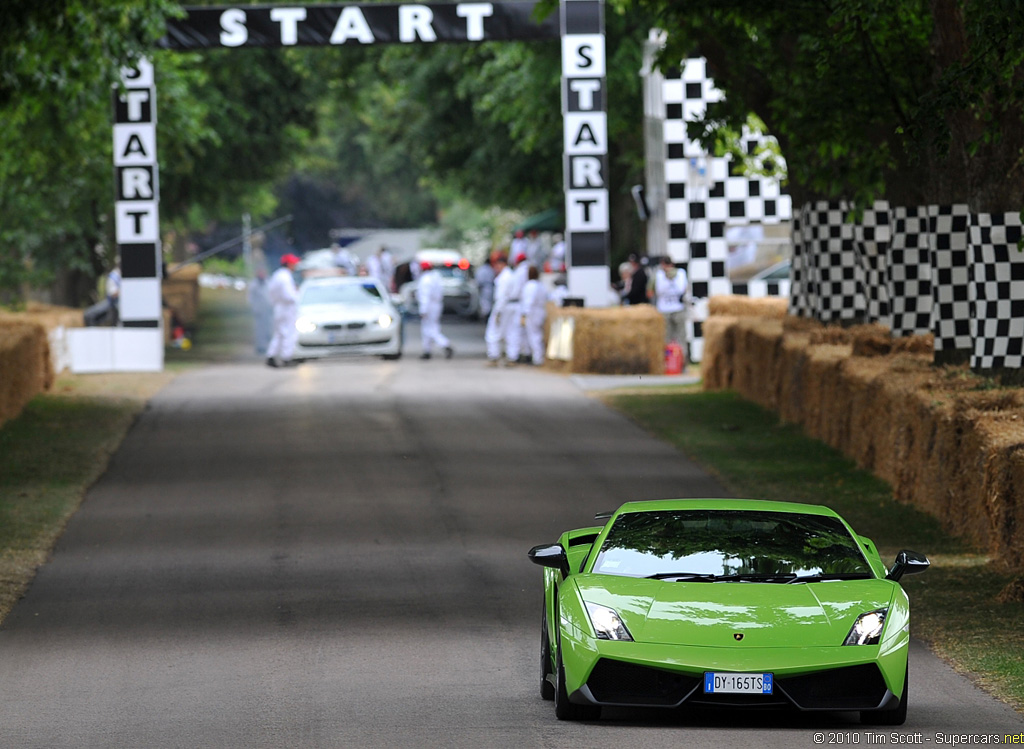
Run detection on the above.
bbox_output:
[528,498,929,724]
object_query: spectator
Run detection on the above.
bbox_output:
[266,253,302,367]
[648,256,688,346]
[485,253,512,366]
[625,253,649,305]
[520,265,548,365]
[476,253,496,319]
[106,259,122,325]
[247,268,272,354]
[417,261,454,360]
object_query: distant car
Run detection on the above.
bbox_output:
[294,276,402,360]
[296,248,359,279]
[399,249,480,319]
[529,498,929,724]
[749,259,791,282]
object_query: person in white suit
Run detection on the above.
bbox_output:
[502,252,530,366]
[485,254,512,365]
[417,261,453,360]
[266,253,301,367]
[520,264,548,365]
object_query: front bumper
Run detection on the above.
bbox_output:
[295,328,401,358]
[561,636,906,713]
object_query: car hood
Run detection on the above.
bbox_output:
[298,303,389,323]
[574,575,894,648]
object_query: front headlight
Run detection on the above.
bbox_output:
[585,602,633,641]
[378,313,394,328]
[843,608,888,645]
[295,317,317,334]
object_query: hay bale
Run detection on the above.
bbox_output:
[0,321,50,427]
[731,318,785,410]
[893,333,934,355]
[548,305,664,374]
[701,316,739,390]
[163,264,201,326]
[708,295,788,318]
[695,309,1024,573]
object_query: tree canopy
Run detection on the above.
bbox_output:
[627,0,1024,213]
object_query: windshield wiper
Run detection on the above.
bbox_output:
[786,573,873,584]
[647,572,798,583]
[713,573,800,583]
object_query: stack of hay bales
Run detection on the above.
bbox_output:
[702,301,1024,582]
[0,320,52,429]
[545,304,664,375]
[162,264,201,328]
[0,302,84,375]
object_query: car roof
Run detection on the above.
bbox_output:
[415,249,464,263]
[301,275,378,287]
[612,498,842,518]
[750,259,791,281]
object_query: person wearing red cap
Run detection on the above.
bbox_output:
[416,261,453,360]
[265,253,301,367]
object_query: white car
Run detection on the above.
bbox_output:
[294,276,403,360]
[399,249,480,319]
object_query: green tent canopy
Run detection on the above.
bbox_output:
[513,208,563,233]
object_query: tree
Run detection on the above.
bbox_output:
[624,0,1024,379]
[622,0,1024,212]
[306,5,653,261]
[0,0,180,302]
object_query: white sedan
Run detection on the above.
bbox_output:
[294,276,403,360]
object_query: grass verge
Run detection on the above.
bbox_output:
[603,386,1024,712]
[0,287,249,625]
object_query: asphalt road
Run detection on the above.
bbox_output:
[0,319,1021,748]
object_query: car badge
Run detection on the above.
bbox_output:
[733,633,744,641]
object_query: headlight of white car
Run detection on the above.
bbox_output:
[843,608,887,645]
[295,317,317,334]
[378,313,394,328]
[585,602,633,641]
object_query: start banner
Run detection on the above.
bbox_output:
[159,2,560,49]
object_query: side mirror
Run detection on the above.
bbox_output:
[528,544,569,577]
[886,550,930,582]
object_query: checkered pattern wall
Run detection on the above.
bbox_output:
[789,202,1024,370]
[970,212,1024,371]
[661,58,793,361]
[655,57,1024,372]
[930,204,973,354]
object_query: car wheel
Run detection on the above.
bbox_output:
[862,664,908,726]
[381,351,402,361]
[554,636,600,721]
[540,609,554,701]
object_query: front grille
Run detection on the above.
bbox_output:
[776,664,889,710]
[586,659,700,706]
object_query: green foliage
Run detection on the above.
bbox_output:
[0,0,180,298]
[202,256,247,277]
[621,0,1024,211]
[157,48,321,226]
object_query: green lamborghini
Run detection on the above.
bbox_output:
[528,498,929,723]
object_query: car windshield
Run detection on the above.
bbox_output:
[591,510,872,580]
[300,282,383,306]
[434,266,468,280]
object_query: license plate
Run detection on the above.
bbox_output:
[703,672,773,694]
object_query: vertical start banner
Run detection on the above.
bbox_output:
[560,0,610,305]
[72,57,167,372]
[113,58,163,329]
